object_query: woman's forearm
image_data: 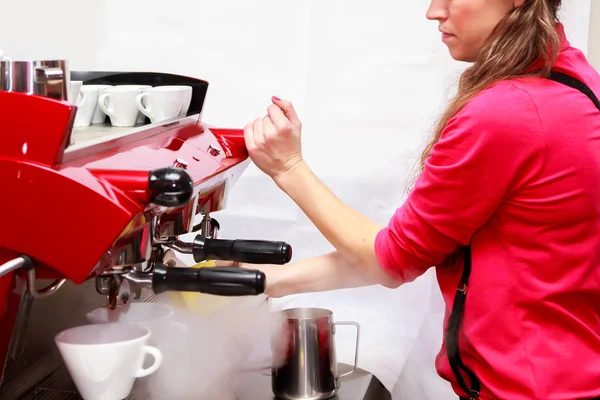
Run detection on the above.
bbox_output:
[274,161,398,287]
[263,251,380,297]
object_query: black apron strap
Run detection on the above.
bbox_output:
[446,71,599,400]
[445,246,480,400]
[549,71,600,111]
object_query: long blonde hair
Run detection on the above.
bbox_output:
[419,0,562,170]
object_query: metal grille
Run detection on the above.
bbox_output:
[22,367,81,400]
[20,365,151,400]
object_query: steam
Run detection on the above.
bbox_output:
[138,295,288,399]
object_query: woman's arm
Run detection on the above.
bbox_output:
[273,161,398,287]
[244,98,400,287]
[248,250,399,298]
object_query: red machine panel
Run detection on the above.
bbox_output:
[0,73,259,385]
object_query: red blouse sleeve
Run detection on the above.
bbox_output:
[374,83,545,283]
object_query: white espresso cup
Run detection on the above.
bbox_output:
[86,303,187,344]
[98,86,145,127]
[74,85,101,127]
[113,84,152,124]
[135,86,184,124]
[55,323,162,400]
[86,303,175,324]
[167,85,193,117]
[85,303,188,399]
[70,80,84,107]
[85,84,113,124]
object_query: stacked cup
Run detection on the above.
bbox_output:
[72,84,193,128]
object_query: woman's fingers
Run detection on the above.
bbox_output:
[262,115,277,139]
[244,121,256,152]
[253,116,265,145]
[267,103,289,131]
[271,96,301,125]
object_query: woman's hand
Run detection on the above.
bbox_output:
[244,97,304,181]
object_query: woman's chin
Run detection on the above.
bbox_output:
[447,47,476,63]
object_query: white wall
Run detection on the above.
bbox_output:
[590,0,600,70]
[1,1,592,398]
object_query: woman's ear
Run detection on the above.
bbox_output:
[514,0,526,6]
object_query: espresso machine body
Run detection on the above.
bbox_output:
[0,66,292,389]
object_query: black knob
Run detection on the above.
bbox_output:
[192,236,292,265]
[148,167,193,207]
[151,263,266,296]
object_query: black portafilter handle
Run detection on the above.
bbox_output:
[152,263,266,296]
[192,236,292,265]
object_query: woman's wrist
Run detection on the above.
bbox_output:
[262,252,380,298]
[272,159,311,192]
[263,265,292,298]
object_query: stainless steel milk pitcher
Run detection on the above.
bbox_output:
[271,308,360,400]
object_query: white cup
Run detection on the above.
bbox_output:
[114,84,152,90]
[86,302,185,344]
[85,303,188,399]
[70,80,84,107]
[83,84,113,124]
[86,303,175,324]
[86,303,188,343]
[98,86,145,127]
[168,85,193,116]
[74,86,101,127]
[113,85,152,124]
[55,323,163,400]
[135,86,183,124]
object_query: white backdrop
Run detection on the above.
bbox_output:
[1,0,591,398]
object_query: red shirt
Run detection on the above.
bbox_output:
[375,25,600,400]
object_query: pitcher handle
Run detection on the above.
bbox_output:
[334,321,360,379]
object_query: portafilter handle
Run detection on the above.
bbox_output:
[151,263,265,296]
[191,236,292,265]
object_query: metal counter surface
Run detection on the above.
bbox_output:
[6,362,390,399]
[236,364,391,400]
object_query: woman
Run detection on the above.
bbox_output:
[241,0,600,399]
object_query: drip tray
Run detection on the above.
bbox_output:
[21,365,87,400]
[19,365,148,400]
[14,363,389,400]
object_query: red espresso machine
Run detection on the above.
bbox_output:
[0,59,292,389]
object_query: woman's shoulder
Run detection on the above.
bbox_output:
[447,79,545,143]
[463,78,541,121]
